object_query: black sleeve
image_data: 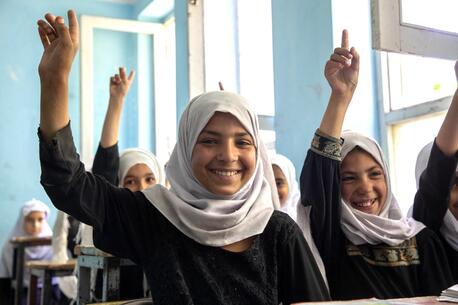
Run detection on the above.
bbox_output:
[299,130,344,268]
[418,229,454,296]
[278,221,331,303]
[92,143,120,185]
[38,123,156,264]
[413,139,458,231]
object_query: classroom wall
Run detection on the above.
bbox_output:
[0,0,379,248]
[271,0,380,176]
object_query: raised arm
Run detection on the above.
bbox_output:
[38,10,79,141]
[299,30,360,266]
[436,61,458,156]
[319,29,360,137]
[100,67,135,148]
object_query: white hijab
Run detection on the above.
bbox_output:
[272,153,300,220]
[414,141,458,251]
[118,148,165,187]
[0,199,53,284]
[143,91,278,247]
[340,131,424,246]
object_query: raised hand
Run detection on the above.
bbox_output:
[37,10,79,81]
[324,30,360,98]
[109,67,136,101]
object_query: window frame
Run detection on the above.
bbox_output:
[80,15,165,165]
[371,0,458,60]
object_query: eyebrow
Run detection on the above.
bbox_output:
[341,166,382,174]
[200,130,251,137]
[124,173,155,179]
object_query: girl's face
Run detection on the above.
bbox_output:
[340,148,387,215]
[23,211,46,236]
[123,163,156,192]
[272,165,289,206]
[448,173,458,220]
[191,112,256,196]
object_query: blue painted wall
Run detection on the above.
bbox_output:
[271,0,380,176]
[0,0,140,247]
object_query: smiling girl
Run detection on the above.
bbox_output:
[298,29,454,300]
[36,10,329,305]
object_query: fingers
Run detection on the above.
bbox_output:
[330,48,352,66]
[119,67,126,80]
[350,47,360,71]
[127,70,135,81]
[341,29,349,49]
[37,26,50,48]
[37,19,57,46]
[68,10,79,47]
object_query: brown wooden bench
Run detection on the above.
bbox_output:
[25,259,76,305]
[10,236,52,305]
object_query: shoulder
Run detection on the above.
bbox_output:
[263,211,303,243]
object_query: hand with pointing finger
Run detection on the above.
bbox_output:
[324,29,359,98]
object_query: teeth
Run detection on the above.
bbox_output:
[213,170,239,176]
[353,199,375,207]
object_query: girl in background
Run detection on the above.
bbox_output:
[0,199,56,304]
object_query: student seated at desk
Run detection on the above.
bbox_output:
[36,10,329,305]
[0,199,61,305]
[299,29,454,300]
[410,61,458,284]
[91,67,161,300]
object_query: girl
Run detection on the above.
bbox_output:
[411,61,458,283]
[91,68,163,301]
[36,10,329,305]
[0,199,55,304]
[299,29,454,300]
[271,153,300,220]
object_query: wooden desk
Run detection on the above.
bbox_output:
[10,236,52,305]
[87,298,152,305]
[295,296,455,304]
[26,259,76,305]
[75,246,135,305]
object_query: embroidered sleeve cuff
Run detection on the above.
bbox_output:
[310,129,343,161]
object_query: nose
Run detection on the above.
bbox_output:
[139,179,149,191]
[217,141,237,162]
[356,176,373,194]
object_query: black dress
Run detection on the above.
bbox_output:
[300,131,454,300]
[92,143,145,299]
[39,124,330,305]
[412,140,458,283]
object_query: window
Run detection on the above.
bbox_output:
[374,0,457,213]
[372,0,458,60]
[201,0,275,149]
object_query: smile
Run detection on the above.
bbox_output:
[352,198,376,208]
[211,169,241,176]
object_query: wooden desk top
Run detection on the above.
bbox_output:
[25,259,76,270]
[295,296,454,304]
[74,245,113,257]
[10,236,52,247]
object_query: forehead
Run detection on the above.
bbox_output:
[341,148,382,170]
[202,112,249,133]
[25,211,45,219]
[272,164,286,179]
[125,163,154,177]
